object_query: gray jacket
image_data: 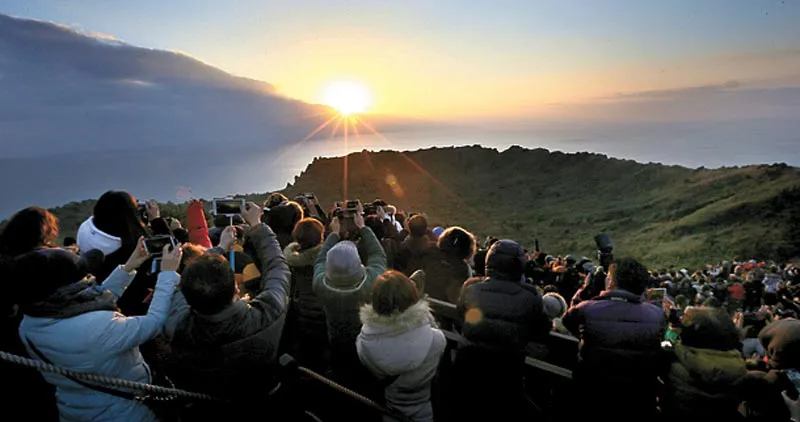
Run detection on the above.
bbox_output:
[357,300,446,422]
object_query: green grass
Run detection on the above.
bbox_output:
[8,146,799,270]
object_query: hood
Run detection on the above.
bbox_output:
[284,243,321,268]
[673,344,746,386]
[77,217,122,256]
[357,300,438,375]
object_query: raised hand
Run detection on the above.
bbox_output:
[329,215,341,235]
[354,203,365,229]
[146,200,161,220]
[124,237,150,273]
[219,226,237,251]
[160,243,183,273]
[241,202,263,227]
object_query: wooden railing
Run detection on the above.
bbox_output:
[426,297,578,380]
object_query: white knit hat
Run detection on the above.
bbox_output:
[542,292,568,319]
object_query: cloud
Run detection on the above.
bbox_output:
[602,81,742,101]
[534,77,800,123]
[0,13,333,157]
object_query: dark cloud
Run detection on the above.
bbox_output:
[602,81,742,101]
[543,80,800,122]
[0,13,333,157]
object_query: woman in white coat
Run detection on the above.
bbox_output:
[357,270,446,422]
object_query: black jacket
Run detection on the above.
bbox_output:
[165,224,291,418]
[457,276,551,351]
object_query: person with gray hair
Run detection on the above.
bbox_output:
[313,204,387,387]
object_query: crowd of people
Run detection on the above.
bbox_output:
[1,190,799,422]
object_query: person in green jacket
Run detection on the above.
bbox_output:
[313,204,387,387]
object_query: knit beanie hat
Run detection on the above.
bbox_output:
[325,241,366,287]
[486,239,525,281]
[543,292,568,319]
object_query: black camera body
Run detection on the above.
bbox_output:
[333,200,361,240]
[137,201,149,224]
[362,199,387,217]
[595,233,614,270]
[334,200,361,218]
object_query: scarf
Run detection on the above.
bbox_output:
[22,279,118,319]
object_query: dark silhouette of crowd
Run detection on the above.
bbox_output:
[1,192,800,422]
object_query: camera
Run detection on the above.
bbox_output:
[594,233,614,270]
[294,193,323,220]
[333,199,361,240]
[334,199,361,218]
[213,198,245,216]
[143,235,178,258]
[137,201,149,224]
[362,199,387,217]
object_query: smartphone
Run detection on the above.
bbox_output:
[647,288,666,303]
[143,235,177,257]
[213,198,245,216]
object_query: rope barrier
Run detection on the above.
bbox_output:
[297,366,415,422]
[0,350,225,403]
[3,349,413,421]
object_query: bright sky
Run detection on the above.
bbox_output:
[3,0,800,119]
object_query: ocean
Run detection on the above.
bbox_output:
[1,120,798,218]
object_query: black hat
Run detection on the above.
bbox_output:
[14,248,104,303]
[486,240,525,281]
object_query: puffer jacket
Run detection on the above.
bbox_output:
[165,224,291,417]
[357,301,446,422]
[284,242,325,326]
[313,227,387,355]
[457,276,552,351]
[662,343,746,420]
[562,289,666,372]
[562,289,667,420]
[20,267,179,422]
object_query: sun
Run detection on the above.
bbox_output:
[321,81,372,115]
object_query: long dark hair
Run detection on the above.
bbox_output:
[0,207,59,257]
[92,191,147,251]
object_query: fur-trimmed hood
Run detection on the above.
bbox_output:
[357,300,441,375]
[283,242,321,268]
[360,300,437,335]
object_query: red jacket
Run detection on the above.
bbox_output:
[186,200,212,248]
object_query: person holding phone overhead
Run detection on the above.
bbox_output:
[16,240,182,422]
[164,202,292,421]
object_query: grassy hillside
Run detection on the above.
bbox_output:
[8,146,800,268]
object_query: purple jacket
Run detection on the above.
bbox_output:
[562,289,666,378]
